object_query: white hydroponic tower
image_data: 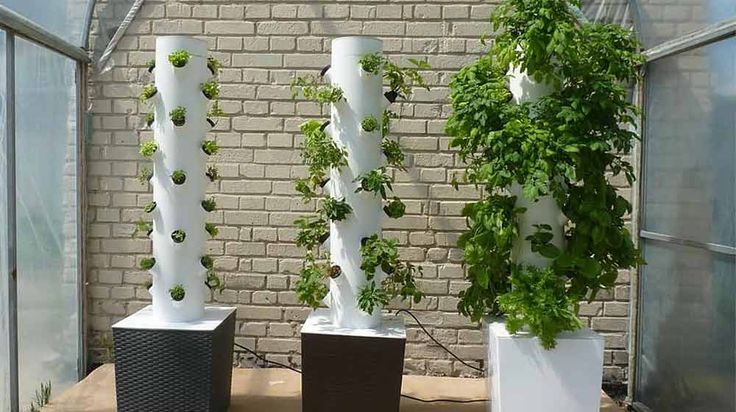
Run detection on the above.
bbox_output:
[507,66,566,267]
[324,37,385,329]
[148,36,209,322]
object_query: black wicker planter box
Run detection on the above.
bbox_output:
[112,306,236,412]
[301,309,406,412]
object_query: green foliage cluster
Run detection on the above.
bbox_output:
[132,218,153,238]
[358,235,424,313]
[139,141,158,157]
[446,0,645,348]
[171,169,186,185]
[138,166,153,185]
[28,381,51,412]
[169,284,186,301]
[202,140,219,156]
[361,115,378,132]
[291,55,428,313]
[291,75,345,104]
[205,223,218,238]
[144,112,154,127]
[206,165,219,182]
[169,106,187,126]
[294,120,348,201]
[171,229,186,243]
[201,197,217,212]
[201,80,220,100]
[143,201,157,213]
[358,53,430,99]
[139,84,157,102]
[140,257,156,270]
[207,57,222,75]
[168,50,190,68]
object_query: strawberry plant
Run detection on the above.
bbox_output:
[169,284,185,301]
[139,84,157,102]
[201,198,216,212]
[171,170,186,185]
[139,141,158,157]
[202,140,219,156]
[139,257,156,270]
[171,230,186,244]
[201,80,220,100]
[205,223,218,238]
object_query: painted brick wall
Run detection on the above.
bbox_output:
[85,0,632,382]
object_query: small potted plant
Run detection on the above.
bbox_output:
[168,50,190,68]
[201,81,220,100]
[169,106,186,127]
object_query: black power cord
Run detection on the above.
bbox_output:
[393,309,485,374]
[233,309,489,404]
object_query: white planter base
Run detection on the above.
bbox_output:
[485,320,604,412]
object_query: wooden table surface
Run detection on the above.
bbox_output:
[43,364,624,412]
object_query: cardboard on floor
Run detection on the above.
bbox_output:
[43,364,624,412]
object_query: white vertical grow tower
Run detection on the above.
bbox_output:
[149,36,209,322]
[111,36,236,411]
[325,37,384,329]
[485,67,605,412]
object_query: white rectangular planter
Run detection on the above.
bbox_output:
[485,320,605,412]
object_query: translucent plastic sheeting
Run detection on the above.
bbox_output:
[581,0,634,27]
[0,0,94,46]
[0,28,9,412]
[89,0,143,74]
[14,37,80,408]
[631,0,736,48]
[643,38,736,247]
[637,241,735,411]
[637,38,736,411]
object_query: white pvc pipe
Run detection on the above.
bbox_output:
[508,66,566,268]
[327,37,384,329]
[149,36,209,322]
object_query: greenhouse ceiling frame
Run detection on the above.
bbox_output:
[629,14,736,412]
[0,4,92,411]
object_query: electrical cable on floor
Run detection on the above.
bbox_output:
[393,309,485,374]
[233,314,490,404]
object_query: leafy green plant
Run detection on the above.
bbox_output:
[358,53,430,100]
[295,259,330,308]
[171,230,186,243]
[381,139,405,170]
[205,223,218,238]
[291,75,345,104]
[320,197,352,222]
[138,166,153,184]
[294,216,329,250]
[168,49,190,68]
[202,197,217,212]
[28,380,51,412]
[139,84,157,102]
[202,140,219,156]
[139,257,156,270]
[169,284,186,301]
[295,120,347,198]
[206,165,219,182]
[207,56,222,75]
[361,115,378,132]
[139,141,158,157]
[206,269,225,292]
[132,218,153,238]
[208,101,224,118]
[446,0,645,348]
[171,170,186,185]
[291,57,428,314]
[201,80,220,100]
[169,106,186,127]
[144,112,154,127]
[355,167,393,199]
[201,255,214,269]
[143,201,157,213]
[383,197,406,219]
[146,59,155,73]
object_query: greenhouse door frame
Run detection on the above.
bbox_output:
[630,16,736,412]
[0,6,90,411]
